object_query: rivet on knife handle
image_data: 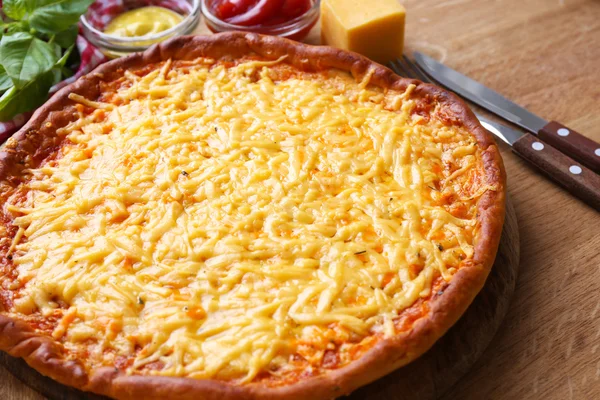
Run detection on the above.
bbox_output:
[537,121,600,174]
[512,133,600,210]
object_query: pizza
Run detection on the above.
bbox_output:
[0,33,505,399]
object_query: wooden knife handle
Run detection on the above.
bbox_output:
[512,133,600,211]
[538,121,600,174]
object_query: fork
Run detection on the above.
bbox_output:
[388,56,600,210]
[388,56,493,124]
[388,56,433,87]
[387,56,519,143]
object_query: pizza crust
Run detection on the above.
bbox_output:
[0,32,506,399]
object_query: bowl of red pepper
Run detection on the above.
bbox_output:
[201,0,319,41]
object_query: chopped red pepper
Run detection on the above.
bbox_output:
[214,0,260,21]
[212,0,312,27]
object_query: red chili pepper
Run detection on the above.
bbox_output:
[214,0,259,21]
[224,0,283,26]
[213,0,312,27]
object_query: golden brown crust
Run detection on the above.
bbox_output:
[0,32,506,399]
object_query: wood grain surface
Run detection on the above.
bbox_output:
[1,0,599,399]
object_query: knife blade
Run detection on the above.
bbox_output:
[476,115,600,210]
[414,51,600,174]
[477,115,522,145]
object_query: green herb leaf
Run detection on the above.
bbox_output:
[0,66,13,92]
[51,41,61,58]
[2,0,37,21]
[51,43,75,83]
[0,32,58,88]
[55,43,74,68]
[53,24,78,49]
[0,1,87,121]
[2,21,30,35]
[0,70,54,121]
[51,68,61,85]
[29,0,96,34]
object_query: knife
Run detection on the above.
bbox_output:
[477,114,600,210]
[414,51,600,174]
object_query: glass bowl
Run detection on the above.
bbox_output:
[201,0,319,42]
[81,0,201,58]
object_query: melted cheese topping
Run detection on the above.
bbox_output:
[4,57,485,382]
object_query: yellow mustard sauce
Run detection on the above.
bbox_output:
[104,6,183,37]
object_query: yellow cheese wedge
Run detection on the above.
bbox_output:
[321,0,406,64]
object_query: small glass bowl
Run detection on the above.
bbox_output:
[201,0,319,42]
[81,0,201,58]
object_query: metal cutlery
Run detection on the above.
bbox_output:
[388,56,600,210]
[413,52,600,174]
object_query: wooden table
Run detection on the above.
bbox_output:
[1,0,599,398]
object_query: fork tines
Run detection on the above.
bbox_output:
[389,55,432,83]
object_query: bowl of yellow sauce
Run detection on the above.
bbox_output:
[104,6,185,37]
[81,0,200,58]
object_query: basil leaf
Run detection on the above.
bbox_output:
[54,24,78,49]
[2,0,27,21]
[52,42,62,58]
[2,0,37,21]
[0,66,13,92]
[0,32,58,88]
[3,21,30,34]
[50,42,62,84]
[50,43,74,83]
[51,68,62,85]
[29,0,96,34]
[55,43,74,68]
[0,70,54,121]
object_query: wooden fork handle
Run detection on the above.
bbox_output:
[538,121,600,174]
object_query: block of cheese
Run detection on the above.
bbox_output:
[321,0,406,64]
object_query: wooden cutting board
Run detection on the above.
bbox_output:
[0,200,519,400]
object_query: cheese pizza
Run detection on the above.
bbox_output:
[0,33,505,399]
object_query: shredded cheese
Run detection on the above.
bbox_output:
[5,58,482,382]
